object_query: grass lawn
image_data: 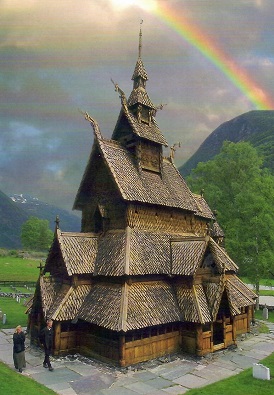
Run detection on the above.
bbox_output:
[240,277,274,287]
[187,352,274,395]
[255,309,274,323]
[0,362,57,395]
[0,297,29,329]
[0,256,41,282]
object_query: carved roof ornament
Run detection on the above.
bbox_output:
[111,78,130,115]
[169,142,181,161]
[79,109,103,140]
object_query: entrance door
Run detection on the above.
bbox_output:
[213,322,223,345]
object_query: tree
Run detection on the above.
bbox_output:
[187,141,274,293]
[21,216,53,252]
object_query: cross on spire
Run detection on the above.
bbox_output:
[37,260,45,275]
[139,20,143,59]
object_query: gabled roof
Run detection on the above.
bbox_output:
[126,281,181,330]
[124,111,167,145]
[209,238,238,272]
[226,275,257,315]
[45,229,98,276]
[39,276,68,319]
[170,236,238,276]
[74,136,198,212]
[112,108,168,146]
[127,87,156,109]
[175,284,212,324]
[203,275,226,320]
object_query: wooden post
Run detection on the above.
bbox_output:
[222,315,226,347]
[210,323,213,352]
[119,332,126,367]
[196,325,203,356]
[232,316,236,344]
[54,321,61,355]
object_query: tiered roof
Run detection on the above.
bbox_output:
[41,229,256,329]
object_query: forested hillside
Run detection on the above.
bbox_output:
[179,110,274,177]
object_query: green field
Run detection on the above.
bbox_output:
[0,256,41,282]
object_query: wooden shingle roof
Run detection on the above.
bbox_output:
[226,275,257,315]
[127,87,156,110]
[175,284,212,324]
[209,238,238,272]
[40,276,69,319]
[77,281,181,331]
[45,230,240,279]
[171,238,207,275]
[126,281,181,330]
[94,229,196,277]
[39,275,255,329]
[45,229,98,276]
[95,138,197,211]
[131,57,148,81]
[193,194,215,220]
[50,285,91,321]
[125,112,168,145]
[203,276,225,320]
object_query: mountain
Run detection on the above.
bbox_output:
[9,194,81,232]
[0,191,81,249]
[179,110,274,177]
[0,190,29,249]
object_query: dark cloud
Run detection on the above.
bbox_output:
[1,0,274,211]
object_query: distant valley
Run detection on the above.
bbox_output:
[0,191,81,249]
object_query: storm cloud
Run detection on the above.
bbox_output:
[1,0,274,211]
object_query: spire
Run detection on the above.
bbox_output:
[128,22,155,113]
[138,20,143,59]
[131,21,148,83]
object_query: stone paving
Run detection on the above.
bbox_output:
[0,322,274,395]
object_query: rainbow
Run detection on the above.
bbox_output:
[154,3,274,110]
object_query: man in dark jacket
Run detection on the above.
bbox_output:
[40,318,54,371]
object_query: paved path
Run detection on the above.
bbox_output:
[1,322,274,395]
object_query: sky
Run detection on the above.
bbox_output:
[1,0,274,213]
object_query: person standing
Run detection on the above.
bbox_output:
[13,325,26,373]
[39,318,54,371]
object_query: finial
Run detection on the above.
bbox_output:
[111,79,129,114]
[139,20,143,58]
[55,215,60,229]
[78,108,103,139]
[169,142,181,161]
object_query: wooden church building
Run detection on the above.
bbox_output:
[28,29,256,367]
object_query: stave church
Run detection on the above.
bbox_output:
[28,28,256,367]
